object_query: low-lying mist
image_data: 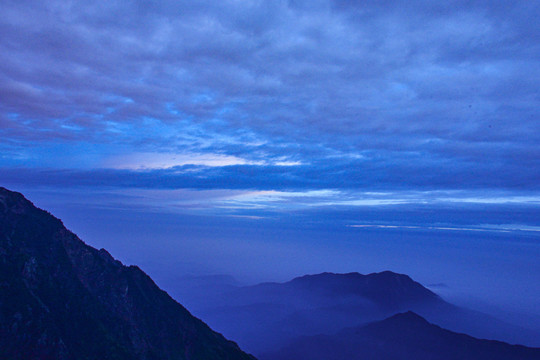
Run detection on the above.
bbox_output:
[21,190,540,349]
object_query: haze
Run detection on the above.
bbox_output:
[1,0,539,329]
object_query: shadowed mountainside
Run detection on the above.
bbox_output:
[261,311,540,360]
[0,187,255,360]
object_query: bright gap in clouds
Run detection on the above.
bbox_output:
[102,152,259,169]
[216,189,540,209]
[100,152,304,170]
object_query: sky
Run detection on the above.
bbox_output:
[1,1,539,318]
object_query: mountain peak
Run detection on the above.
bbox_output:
[381,311,430,325]
[268,311,540,360]
[287,271,439,306]
[0,187,33,213]
[292,270,415,282]
[371,270,413,279]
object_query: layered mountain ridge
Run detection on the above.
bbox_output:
[179,269,540,355]
[262,311,540,360]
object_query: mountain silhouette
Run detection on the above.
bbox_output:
[191,271,540,355]
[0,187,255,360]
[191,271,445,354]
[285,271,441,309]
[261,311,540,360]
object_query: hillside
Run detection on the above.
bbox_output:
[0,187,255,360]
[262,311,540,360]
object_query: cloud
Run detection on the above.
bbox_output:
[1,154,539,192]
[101,151,261,169]
[0,0,538,194]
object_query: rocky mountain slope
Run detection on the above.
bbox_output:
[0,187,255,360]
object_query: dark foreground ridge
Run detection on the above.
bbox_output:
[0,187,256,360]
[262,311,540,360]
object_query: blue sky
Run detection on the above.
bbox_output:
[1,0,539,316]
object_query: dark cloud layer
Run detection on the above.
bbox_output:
[1,0,539,193]
[1,153,540,192]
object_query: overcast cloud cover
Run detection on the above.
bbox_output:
[2,0,539,193]
[1,0,540,315]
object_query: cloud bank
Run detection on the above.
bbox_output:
[1,0,539,203]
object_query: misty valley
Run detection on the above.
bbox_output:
[1,187,539,359]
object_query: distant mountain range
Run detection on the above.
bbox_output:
[181,270,540,356]
[0,187,255,360]
[262,311,540,360]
